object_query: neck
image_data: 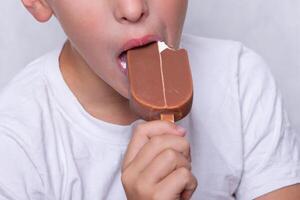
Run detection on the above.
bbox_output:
[59,41,139,125]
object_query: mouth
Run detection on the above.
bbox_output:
[117,35,162,76]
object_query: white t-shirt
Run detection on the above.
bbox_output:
[0,34,299,200]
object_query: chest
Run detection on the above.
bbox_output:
[42,123,242,200]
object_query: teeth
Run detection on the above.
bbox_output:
[120,52,127,69]
[120,59,127,69]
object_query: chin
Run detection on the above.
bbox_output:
[116,86,130,100]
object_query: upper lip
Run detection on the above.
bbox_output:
[118,34,162,56]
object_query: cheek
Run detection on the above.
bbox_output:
[54,1,111,49]
[154,0,188,44]
[158,0,187,23]
[54,2,116,69]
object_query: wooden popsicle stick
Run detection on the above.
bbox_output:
[160,113,175,123]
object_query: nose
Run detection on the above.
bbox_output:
[114,0,148,23]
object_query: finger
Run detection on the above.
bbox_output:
[128,134,190,174]
[156,168,198,200]
[141,149,191,184]
[181,189,195,200]
[122,120,186,171]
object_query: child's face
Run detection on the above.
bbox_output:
[48,0,187,98]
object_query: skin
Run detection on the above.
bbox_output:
[21,0,300,199]
[122,120,197,199]
[23,0,188,125]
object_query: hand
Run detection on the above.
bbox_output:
[121,120,198,200]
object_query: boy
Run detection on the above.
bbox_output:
[0,0,299,199]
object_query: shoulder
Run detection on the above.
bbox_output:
[0,49,59,109]
[0,50,55,110]
[0,50,59,145]
[181,34,271,108]
[181,33,270,78]
[0,49,59,99]
[181,33,244,67]
[181,34,242,96]
[181,33,268,77]
[181,34,277,144]
[181,33,243,53]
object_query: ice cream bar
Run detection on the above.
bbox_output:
[127,42,193,122]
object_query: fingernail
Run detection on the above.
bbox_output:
[176,125,187,134]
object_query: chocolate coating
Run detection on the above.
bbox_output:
[127,42,193,121]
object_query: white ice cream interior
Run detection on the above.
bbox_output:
[158,41,171,53]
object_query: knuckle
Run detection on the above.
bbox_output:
[181,138,190,151]
[135,177,151,196]
[185,160,192,171]
[180,138,191,159]
[178,167,191,180]
[121,171,131,186]
[150,136,164,147]
[163,149,178,161]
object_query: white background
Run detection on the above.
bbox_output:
[0,0,299,131]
